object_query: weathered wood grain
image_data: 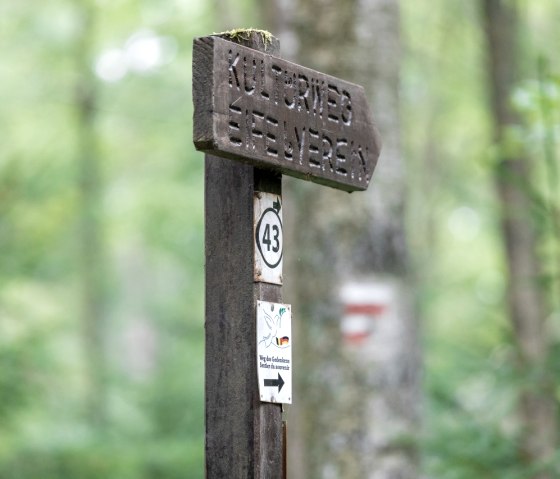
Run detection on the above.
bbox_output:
[193,35,381,192]
[204,31,283,479]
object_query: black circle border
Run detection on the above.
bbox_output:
[256,207,283,269]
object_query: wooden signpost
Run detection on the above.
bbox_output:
[194,34,381,192]
[193,30,381,479]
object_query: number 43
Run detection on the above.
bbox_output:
[262,223,280,253]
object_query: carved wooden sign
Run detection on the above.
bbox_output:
[193,35,381,192]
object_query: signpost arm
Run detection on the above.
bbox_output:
[203,32,283,479]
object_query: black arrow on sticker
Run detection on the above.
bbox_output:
[264,373,285,393]
[273,197,281,213]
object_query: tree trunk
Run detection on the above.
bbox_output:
[349,2,421,477]
[74,1,107,431]
[481,1,557,475]
[260,1,421,477]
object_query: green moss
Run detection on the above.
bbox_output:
[213,28,274,48]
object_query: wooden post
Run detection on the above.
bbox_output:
[193,29,382,478]
[203,32,284,479]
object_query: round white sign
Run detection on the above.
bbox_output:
[256,207,283,269]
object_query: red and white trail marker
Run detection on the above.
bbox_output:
[339,281,393,346]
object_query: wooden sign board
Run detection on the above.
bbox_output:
[193,35,381,192]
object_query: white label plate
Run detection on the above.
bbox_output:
[254,192,283,285]
[257,301,292,404]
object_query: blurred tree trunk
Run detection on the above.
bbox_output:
[350,2,421,477]
[261,1,421,478]
[481,1,557,475]
[75,1,107,430]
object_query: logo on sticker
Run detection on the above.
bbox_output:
[259,305,290,349]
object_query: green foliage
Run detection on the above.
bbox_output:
[0,329,47,425]
[512,62,560,313]
[0,440,202,479]
[0,0,211,477]
[403,0,560,476]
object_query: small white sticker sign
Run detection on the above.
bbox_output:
[254,192,283,285]
[257,301,292,404]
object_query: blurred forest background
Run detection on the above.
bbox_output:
[1,0,559,478]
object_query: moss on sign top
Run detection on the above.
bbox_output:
[213,28,275,49]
